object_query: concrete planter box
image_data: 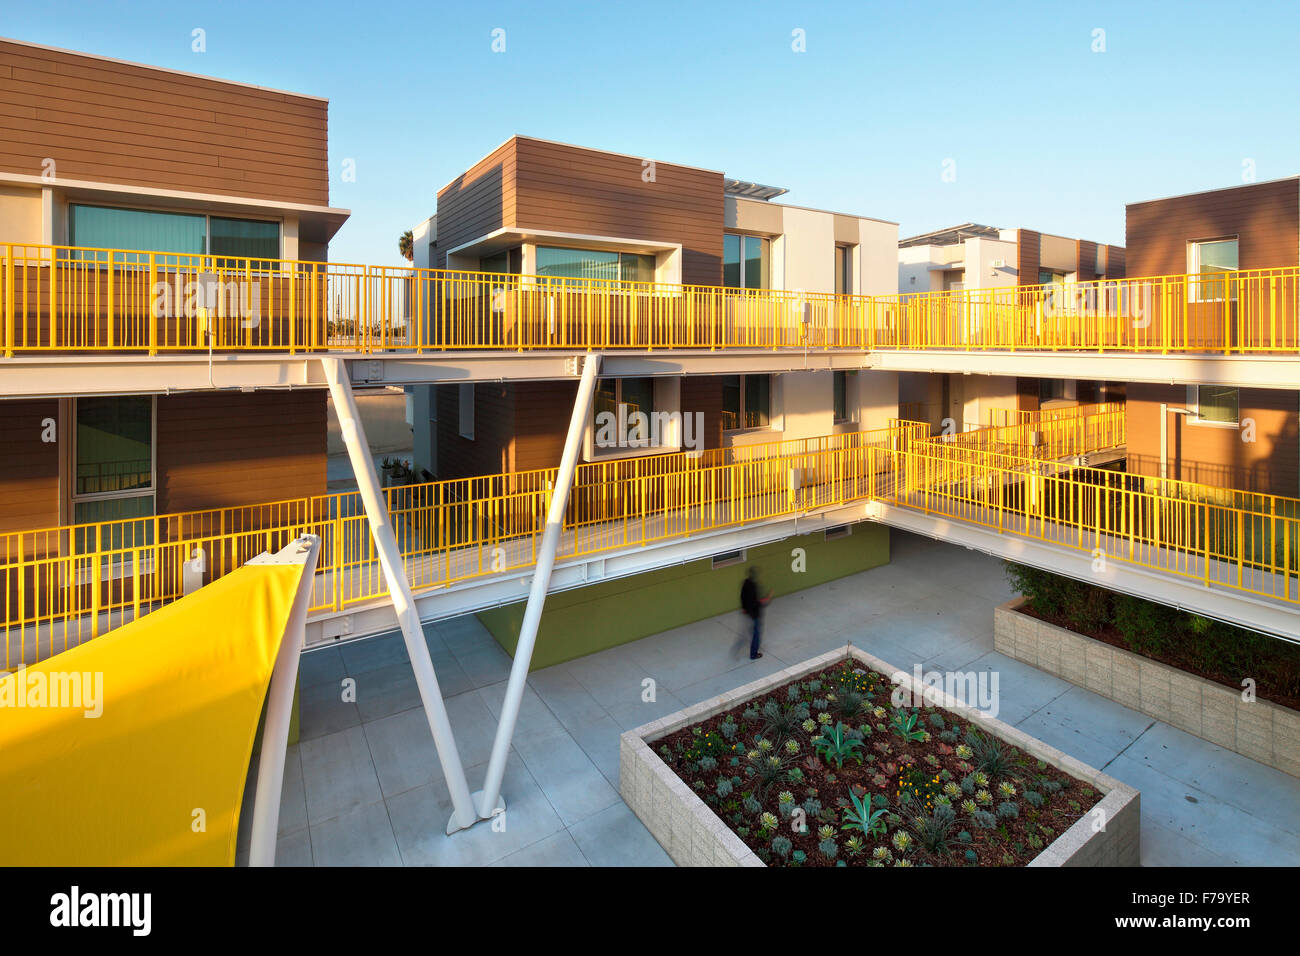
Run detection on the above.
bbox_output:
[620,644,1140,867]
[995,597,1300,779]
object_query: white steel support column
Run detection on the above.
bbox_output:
[249,534,320,867]
[322,357,479,833]
[476,354,601,820]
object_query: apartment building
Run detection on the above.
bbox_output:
[897,223,1127,433]
[0,37,347,534]
[409,136,905,662]
[1122,177,1300,496]
[414,136,900,482]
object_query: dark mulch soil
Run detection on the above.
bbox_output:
[1016,605,1300,713]
[655,658,1103,867]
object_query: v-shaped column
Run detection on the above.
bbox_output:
[476,353,602,820]
[321,357,478,833]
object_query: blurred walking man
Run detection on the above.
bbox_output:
[739,567,772,660]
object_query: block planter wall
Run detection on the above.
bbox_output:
[620,645,1140,867]
[995,597,1300,779]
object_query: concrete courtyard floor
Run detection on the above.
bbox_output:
[239,529,1300,866]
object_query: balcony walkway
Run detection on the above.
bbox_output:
[10,427,1300,669]
[235,530,1300,866]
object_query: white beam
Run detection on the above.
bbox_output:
[475,353,602,821]
[248,533,320,867]
[321,356,480,833]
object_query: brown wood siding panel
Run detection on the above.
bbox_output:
[681,376,726,450]
[1103,244,1126,278]
[1125,383,1298,496]
[0,40,329,205]
[510,138,724,286]
[155,391,326,512]
[510,380,577,474]
[433,140,516,269]
[0,399,60,533]
[1125,180,1299,278]
[1015,378,1040,413]
[434,382,513,480]
[1017,229,1040,286]
[1077,239,1099,282]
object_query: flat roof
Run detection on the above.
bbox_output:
[1126,174,1299,208]
[0,35,328,102]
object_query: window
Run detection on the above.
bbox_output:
[209,216,279,267]
[69,205,204,262]
[834,245,854,295]
[68,205,280,266]
[1039,379,1075,403]
[833,370,850,423]
[1195,385,1239,425]
[711,549,746,569]
[723,234,769,289]
[1188,238,1238,302]
[535,247,656,285]
[458,383,475,439]
[595,377,656,419]
[72,397,156,555]
[824,524,853,542]
[722,374,771,430]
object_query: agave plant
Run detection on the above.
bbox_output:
[841,789,889,838]
[813,722,865,769]
[889,709,928,743]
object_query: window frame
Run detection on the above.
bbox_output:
[1191,384,1240,427]
[533,246,658,288]
[69,395,158,581]
[66,203,283,266]
[832,370,852,425]
[723,232,771,290]
[458,383,476,440]
[70,395,157,516]
[1187,237,1239,303]
[722,373,773,433]
[834,244,854,295]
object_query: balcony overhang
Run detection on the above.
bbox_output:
[868,350,1300,391]
[0,172,351,244]
[445,227,681,260]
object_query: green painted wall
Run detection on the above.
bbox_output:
[479,522,889,670]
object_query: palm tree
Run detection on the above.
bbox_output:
[398,230,414,262]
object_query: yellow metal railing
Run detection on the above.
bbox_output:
[5,408,1296,670]
[5,241,1300,355]
[891,438,1300,606]
[0,423,926,668]
[941,403,1126,459]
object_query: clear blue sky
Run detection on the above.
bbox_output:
[8,0,1300,265]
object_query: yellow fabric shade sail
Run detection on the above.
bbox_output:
[0,561,303,866]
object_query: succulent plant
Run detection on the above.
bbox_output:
[998,781,1017,798]
[771,835,792,858]
[996,801,1020,819]
[976,789,993,806]
[818,838,839,859]
[760,812,779,831]
[1024,790,1045,808]
[971,810,997,830]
